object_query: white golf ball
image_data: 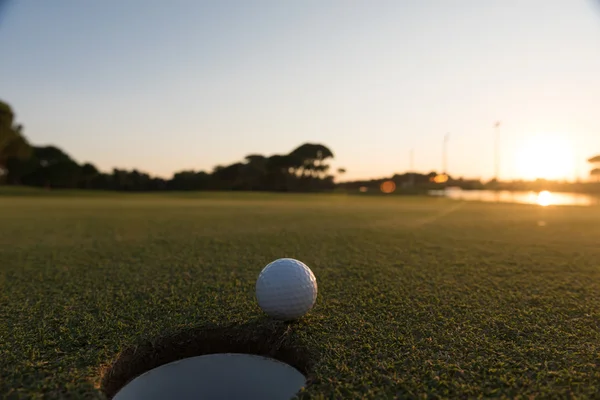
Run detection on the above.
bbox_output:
[255,258,318,321]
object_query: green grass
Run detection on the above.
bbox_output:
[1,191,599,399]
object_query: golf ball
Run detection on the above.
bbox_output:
[255,258,318,321]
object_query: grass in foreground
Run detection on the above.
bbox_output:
[1,192,599,399]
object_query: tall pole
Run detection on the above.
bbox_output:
[409,148,414,187]
[574,150,580,183]
[443,133,449,174]
[494,121,501,181]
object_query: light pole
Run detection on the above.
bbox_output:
[409,148,414,187]
[494,121,501,181]
[443,133,449,174]
[574,150,580,183]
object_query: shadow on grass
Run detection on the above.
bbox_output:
[100,318,316,399]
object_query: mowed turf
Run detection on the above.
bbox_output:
[1,191,599,399]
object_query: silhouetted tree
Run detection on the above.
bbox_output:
[0,101,32,178]
[78,163,99,188]
[588,155,600,163]
[587,155,600,182]
[211,163,246,190]
[1,100,342,192]
[241,155,268,190]
[169,170,211,190]
[263,155,293,191]
[289,143,334,178]
[7,146,80,188]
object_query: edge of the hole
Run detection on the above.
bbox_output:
[100,320,316,399]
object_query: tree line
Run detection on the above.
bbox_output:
[0,100,339,192]
[3,99,600,194]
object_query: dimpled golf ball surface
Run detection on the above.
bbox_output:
[256,258,318,320]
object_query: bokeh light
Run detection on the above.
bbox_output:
[380,180,396,194]
[431,174,449,183]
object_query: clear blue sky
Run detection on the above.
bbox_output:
[1,0,600,181]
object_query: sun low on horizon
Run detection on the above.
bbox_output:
[514,133,576,181]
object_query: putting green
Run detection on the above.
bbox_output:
[1,191,599,398]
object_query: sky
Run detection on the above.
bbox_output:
[1,0,600,182]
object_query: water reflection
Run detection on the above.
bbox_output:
[429,188,598,206]
[535,190,552,206]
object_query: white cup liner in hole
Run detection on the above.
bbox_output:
[113,353,307,400]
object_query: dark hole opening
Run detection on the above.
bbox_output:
[100,319,315,399]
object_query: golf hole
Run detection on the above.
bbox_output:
[100,321,314,399]
[113,353,306,400]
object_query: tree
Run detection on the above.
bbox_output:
[289,143,334,178]
[241,154,268,190]
[43,159,82,188]
[588,156,600,182]
[0,101,32,178]
[169,170,211,191]
[337,168,346,182]
[5,145,81,188]
[29,146,82,188]
[313,163,330,178]
[112,169,132,190]
[587,155,600,163]
[211,163,245,190]
[245,154,267,165]
[5,155,38,185]
[261,154,301,191]
[79,163,99,188]
[34,145,75,167]
[0,104,339,193]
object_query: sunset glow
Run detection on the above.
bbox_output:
[515,134,575,181]
[536,190,553,206]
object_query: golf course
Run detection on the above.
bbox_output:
[1,190,599,399]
